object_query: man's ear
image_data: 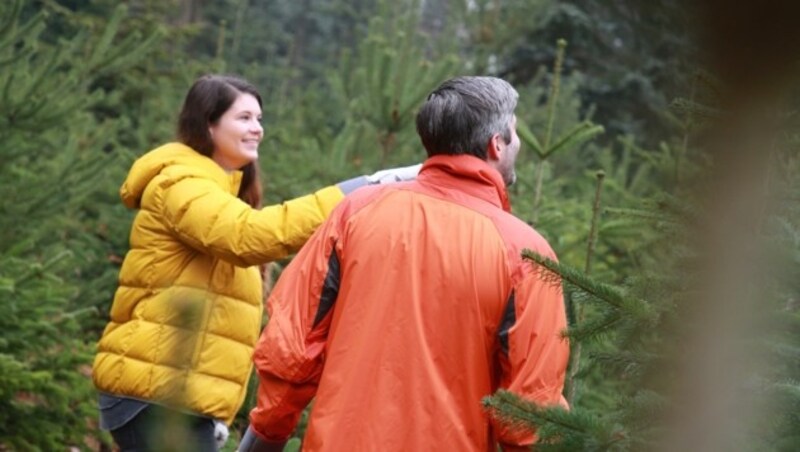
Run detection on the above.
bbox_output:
[486,133,503,162]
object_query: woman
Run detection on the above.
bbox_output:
[92,74,419,451]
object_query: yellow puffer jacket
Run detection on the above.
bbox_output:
[92,142,344,424]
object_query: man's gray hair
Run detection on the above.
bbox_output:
[416,76,518,159]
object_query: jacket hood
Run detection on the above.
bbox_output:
[120,142,236,209]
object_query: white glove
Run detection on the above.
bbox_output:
[365,163,422,184]
[214,420,230,450]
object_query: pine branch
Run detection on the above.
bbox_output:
[7,251,71,290]
[518,119,545,159]
[669,97,722,121]
[542,39,567,153]
[532,39,568,225]
[564,310,623,343]
[603,207,678,224]
[483,390,586,433]
[545,122,605,159]
[0,0,42,53]
[523,250,654,319]
[483,390,628,451]
[589,350,648,377]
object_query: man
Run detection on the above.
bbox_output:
[240,76,569,451]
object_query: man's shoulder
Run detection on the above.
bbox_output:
[332,182,404,221]
[493,211,557,260]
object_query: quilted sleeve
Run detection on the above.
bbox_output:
[159,175,344,267]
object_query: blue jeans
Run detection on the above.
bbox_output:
[110,403,217,452]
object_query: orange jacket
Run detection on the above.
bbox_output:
[250,155,569,451]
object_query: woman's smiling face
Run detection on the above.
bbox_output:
[209,93,263,171]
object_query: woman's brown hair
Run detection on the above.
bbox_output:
[177,74,263,208]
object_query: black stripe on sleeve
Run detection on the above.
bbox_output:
[312,246,341,328]
[498,290,516,355]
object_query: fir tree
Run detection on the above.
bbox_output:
[483,79,800,451]
[0,0,156,448]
